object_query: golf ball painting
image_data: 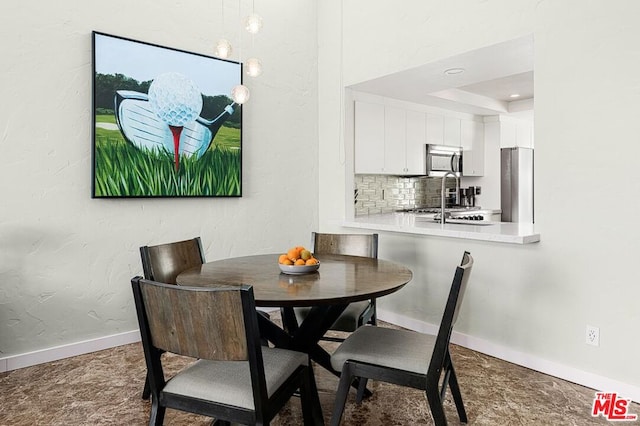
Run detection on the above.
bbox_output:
[149,73,203,127]
[148,72,203,172]
[92,32,242,198]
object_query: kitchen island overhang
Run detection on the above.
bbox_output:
[341,213,540,245]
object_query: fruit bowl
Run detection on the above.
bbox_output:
[277,246,320,275]
[278,262,320,275]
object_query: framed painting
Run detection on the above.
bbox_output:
[91,31,242,198]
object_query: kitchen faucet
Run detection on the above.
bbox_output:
[440,171,459,224]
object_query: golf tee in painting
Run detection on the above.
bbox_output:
[92,32,242,198]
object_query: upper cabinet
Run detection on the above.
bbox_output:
[405,110,427,173]
[425,114,444,146]
[426,114,461,147]
[354,98,485,176]
[498,116,534,149]
[383,106,408,174]
[354,101,385,174]
[443,116,462,147]
[461,119,484,176]
[354,101,425,175]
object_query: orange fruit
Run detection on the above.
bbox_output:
[294,259,306,266]
[306,258,318,265]
[278,254,289,264]
[287,247,301,261]
[295,246,306,251]
[282,258,294,265]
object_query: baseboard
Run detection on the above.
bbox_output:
[0,312,286,373]
[3,311,638,405]
[377,308,640,404]
[0,330,141,373]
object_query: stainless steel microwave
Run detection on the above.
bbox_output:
[426,144,463,177]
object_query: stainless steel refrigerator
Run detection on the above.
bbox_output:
[501,147,534,223]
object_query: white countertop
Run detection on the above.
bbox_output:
[341,213,540,244]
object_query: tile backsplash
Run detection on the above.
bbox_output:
[354,175,456,216]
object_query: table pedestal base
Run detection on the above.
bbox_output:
[257,305,372,398]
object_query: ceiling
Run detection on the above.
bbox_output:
[348,35,534,116]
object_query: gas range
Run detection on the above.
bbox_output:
[433,212,488,222]
[397,206,481,214]
[398,206,492,222]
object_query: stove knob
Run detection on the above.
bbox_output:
[478,216,484,221]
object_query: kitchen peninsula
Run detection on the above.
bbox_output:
[342,212,540,244]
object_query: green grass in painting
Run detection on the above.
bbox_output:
[94,124,241,197]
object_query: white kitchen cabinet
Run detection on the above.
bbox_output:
[354,101,426,175]
[426,113,444,146]
[354,101,385,174]
[499,117,534,149]
[426,113,461,147]
[461,119,484,176]
[443,116,462,147]
[383,106,407,174]
[405,110,427,174]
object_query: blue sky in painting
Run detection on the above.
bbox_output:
[94,33,240,97]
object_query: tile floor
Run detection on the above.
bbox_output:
[1,323,637,425]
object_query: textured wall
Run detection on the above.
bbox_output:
[318,0,640,391]
[0,0,318,357]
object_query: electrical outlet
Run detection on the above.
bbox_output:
[586,325,600,346]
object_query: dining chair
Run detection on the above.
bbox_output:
[140,237,206,285]
[288,232,378,342]
[329,251,474,426]
[139,237,206,400]
[131,277,324,426]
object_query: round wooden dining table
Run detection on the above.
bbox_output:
[177,253,413,379]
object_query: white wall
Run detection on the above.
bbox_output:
[3,0,639,402]
[0,0,318,357]
[318,0,640,397]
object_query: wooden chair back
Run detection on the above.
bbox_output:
[131,276,320,425]
[311,232,378,258]
[451,251,473,326]
[428,251,473,378]
[133,278,252,361]
[140,237,205,284]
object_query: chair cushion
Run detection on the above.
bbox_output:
[330,325,436,375]
[163,347,308,410]
[295,300,372,332]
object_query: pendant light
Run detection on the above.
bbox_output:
[231,84,250,104]
[245,57,262,77]
[245,12,263,34]
[231,0,250,104]
[243,0,263,78]
[215,39,232,59]
[215,0,232,58]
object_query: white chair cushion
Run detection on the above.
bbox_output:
[163,347,308,410]
[330,325,436,375]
